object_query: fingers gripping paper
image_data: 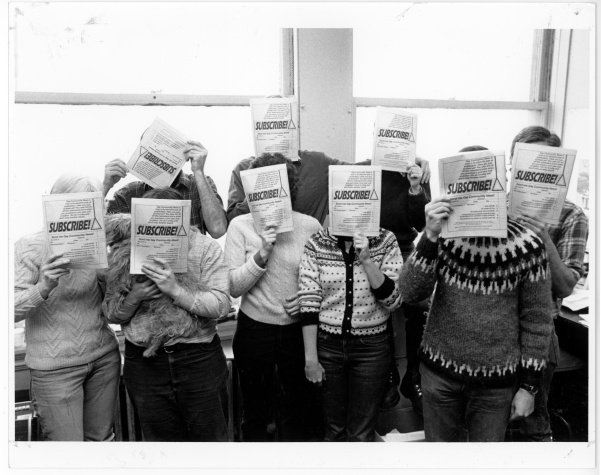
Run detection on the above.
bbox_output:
[43,192,108,269]
[329,165,382,237]
[439,150,507,239]
[240,164,293,233]
[130,198,191,274]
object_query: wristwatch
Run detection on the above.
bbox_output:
[519,383,539,395]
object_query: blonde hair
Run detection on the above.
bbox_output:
[50,174,103,194]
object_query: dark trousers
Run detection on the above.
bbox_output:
[421,364,515,442]
[232,311,321,441]
[123,336,229,442]
[318,331,390,442]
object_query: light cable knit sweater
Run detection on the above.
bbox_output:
[14,231,118,370]
[225,212,322,326]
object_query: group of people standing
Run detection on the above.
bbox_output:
[14,125,588,444]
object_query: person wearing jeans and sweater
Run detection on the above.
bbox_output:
[14,174,120,441]
[399,196,554,441]
[225,153,323,441]
[299,228,403,441]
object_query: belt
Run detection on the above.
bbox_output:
[162,336,218,353]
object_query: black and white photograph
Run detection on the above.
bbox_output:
[7,2,595,472]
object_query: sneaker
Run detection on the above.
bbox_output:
[400,372,423,416]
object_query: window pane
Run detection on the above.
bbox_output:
[354,27,535,101]
[355,107,542,192]
[10,104,255,243]
[14,3,281,95]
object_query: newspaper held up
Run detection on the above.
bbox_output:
[439,150,507,239]
[130,198,191,274]
[508,143,576,226]
[127,118,189,189]
[372,107,417,172]
[329,165,382,237]
[250,97,299,161]
[240,164,293,234]
[43,192,107,269]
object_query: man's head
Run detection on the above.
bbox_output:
[250,153,299,206]
[142,187,184,201]
[51,174,103,194]
[459,145,489,153]
[510,126,561,161]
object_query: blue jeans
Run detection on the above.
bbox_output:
[318,331,390,442]
[30,348,121,441]
[123,336,229,442]
[232,311,320,441]
[421,364,515,442]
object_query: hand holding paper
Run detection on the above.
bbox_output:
[259,225,277,262]
[103,158,129,197]
[425,197,452,242]
[39,253,71,299]
[141,257,181,300]
[184,140,208,174]
[517,213,550,242]
[406,165,423,191]
[353,232,371,263]
[415,157,430,183]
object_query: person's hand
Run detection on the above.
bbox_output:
[517,213,551,244]
[305,360,326,386]
[415,156,431,183]
[406,164,424,193]
[141,258,181,300]
[38,253,71,299]
[425,197,452,242]
[125,275,162,306]
[353,232,371,263]
[283,294,300,317]
[184,140,208,174]
[103,158,128,196]
[509,388,535,421]
[259,225,277,262]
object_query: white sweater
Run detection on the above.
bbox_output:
[225,212,322,325]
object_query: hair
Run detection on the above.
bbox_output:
[50,174,103,194]
[510,126,561,159]
[249,153,299,206]
[458,145,489,153]
[142,187,184,201]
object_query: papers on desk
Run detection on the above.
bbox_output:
[562,288,589,312]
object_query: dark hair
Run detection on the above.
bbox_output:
[458,145,489,153]
[510,126,561,159]
[249,153,299,206]
[142,187,185,201]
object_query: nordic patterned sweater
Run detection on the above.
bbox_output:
[398,219,553,388]
[299,228,402,336]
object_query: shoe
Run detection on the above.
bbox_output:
[380,379,401,410]
[400,372,423,416]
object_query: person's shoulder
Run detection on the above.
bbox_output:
[354,159,371,166]
[229,213,254,230]
[292,212,322,232]
[561,199,588,221]
[15,230,45,249]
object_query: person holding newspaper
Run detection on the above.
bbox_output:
[509,126,589,442]
[104,138,227,238]
[102,187,231,442]
[14,174,121,441]
[298,227,403,442]
[398,194,554,442]
[224,153,323,442]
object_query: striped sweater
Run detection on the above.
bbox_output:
[299,228,402,336]
[398,218,553,387]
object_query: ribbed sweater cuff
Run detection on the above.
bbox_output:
[30,284,46,307]
[300,310,320,326]
[371,275,394,300]
[519,365,544,388]
[415,233,439,259]
[246,255,268,276]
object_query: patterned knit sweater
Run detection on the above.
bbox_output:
[299,228,402,336]
[398,219,553,387]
